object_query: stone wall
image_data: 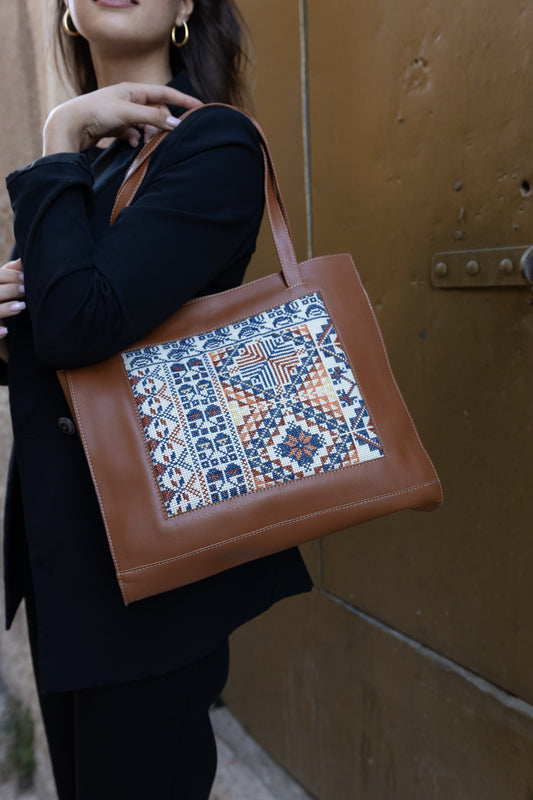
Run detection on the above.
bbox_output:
[0,2,67,797]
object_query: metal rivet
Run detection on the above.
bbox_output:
[499,258,514,275]
[434,262,448,278]
[466,260,480,276]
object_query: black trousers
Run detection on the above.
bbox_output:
[21,536,230,800]
[35,640,229,800]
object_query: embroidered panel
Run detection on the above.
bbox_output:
[122,293,384,518]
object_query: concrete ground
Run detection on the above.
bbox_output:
[0,694,313,800]
[210,707,313,800]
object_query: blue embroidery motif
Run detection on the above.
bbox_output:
[123,293,384,518]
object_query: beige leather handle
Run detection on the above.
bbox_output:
[109,103,303,289]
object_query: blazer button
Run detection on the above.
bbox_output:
[57,417,76,436]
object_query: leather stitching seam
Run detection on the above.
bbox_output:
[119,479,441,577]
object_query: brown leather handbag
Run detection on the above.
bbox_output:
[58,104,443,605]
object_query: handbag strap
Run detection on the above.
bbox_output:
[109,103,303,289]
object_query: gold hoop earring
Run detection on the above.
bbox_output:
[62,9,80,37]
[171,20,189,48]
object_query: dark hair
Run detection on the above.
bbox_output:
[55,1,250,106]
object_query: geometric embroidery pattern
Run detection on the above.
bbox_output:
[122,292,384,518]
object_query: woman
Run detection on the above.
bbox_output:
[0,1,313,798]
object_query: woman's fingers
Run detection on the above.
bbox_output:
[121,126,142,148]
[0,272,25,301]
[0,300,26,318]
[0,259,23,275]
[125,84,202,111]
[143,123,160,144]
[0,259,25,310]
[0,284,25,304]
[112,85,201,137]
[0,259,25,335]
[119,113,174,147]
[0,267,25,286]
[44,84,204,154]
[121,101,182,134]
[0,281,25,297]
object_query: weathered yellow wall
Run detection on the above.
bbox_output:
[0,2,66,797]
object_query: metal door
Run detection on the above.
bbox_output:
[226,1,533,798]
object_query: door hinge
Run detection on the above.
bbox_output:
[431,246,533,288]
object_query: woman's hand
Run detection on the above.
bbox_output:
[0,258,25,339]
[42,83,203,155]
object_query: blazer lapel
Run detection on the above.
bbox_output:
[92,140,142,198]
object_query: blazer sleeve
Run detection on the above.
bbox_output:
[5,107,264,369]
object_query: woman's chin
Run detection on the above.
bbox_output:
[80,19,156,54]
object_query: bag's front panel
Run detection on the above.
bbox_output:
[69,254,441,603]
[122,292,385,519]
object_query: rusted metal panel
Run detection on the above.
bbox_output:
[226,591,533,800]
[224,0,533,796]
[307,0,533,702]
[239,0,309,278]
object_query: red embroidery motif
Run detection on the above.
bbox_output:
[286,430,317,462]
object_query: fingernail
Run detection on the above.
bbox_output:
[10,301,26,312]
[18,284,25,294]
[0,326,7,336]
[130,137,140,148]
[18,273,24,282]
[166,116,181,128]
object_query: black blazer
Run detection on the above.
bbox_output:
[3,71,312,694]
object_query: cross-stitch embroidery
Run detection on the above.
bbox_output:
[123,293,384,518]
